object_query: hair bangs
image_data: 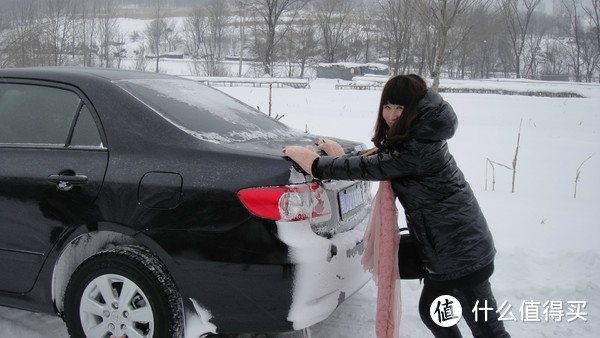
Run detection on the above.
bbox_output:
[381,76,414,106]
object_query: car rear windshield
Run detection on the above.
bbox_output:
[115,78,298,144]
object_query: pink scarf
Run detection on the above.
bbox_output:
[361,180,401,338]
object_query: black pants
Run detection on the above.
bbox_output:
[418,264,510,338]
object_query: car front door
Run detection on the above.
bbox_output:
[0,81,108,293]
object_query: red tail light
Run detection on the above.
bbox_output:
[237,183,331,222]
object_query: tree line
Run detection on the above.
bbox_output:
[1,0,599,89]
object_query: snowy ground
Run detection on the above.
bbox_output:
[1,74,598,337]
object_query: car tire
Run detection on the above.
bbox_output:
[63,245,184,338]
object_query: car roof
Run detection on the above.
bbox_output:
[0,67,176,85]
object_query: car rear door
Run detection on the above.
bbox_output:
[0,80,108,293]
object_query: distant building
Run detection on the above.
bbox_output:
[316,63,390,80]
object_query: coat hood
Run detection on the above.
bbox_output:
[412,90,458,141]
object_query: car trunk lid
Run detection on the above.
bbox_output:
[228,136,372,238]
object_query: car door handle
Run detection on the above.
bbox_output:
[48,174,88,191]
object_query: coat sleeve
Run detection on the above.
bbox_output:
[314,140,448,181]
[340,147,374,157]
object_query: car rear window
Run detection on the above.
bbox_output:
[115,78,299,144]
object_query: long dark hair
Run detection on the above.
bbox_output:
[372,74,427,151]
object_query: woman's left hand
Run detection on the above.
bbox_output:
[317,139,345,157]
[282,145,319,176]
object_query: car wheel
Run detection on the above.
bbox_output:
[64,245,184,338]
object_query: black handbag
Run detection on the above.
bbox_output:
[398,227,426,279]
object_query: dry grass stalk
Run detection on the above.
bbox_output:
[486,158,493,191]
[486,158,511,191]
[511,119,523,193]
[574,154,594,198]
[486,119,522,193]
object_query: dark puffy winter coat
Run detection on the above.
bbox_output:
[314,89,496,281]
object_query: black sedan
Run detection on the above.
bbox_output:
[0,67,372,337]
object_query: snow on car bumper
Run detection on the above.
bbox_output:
[275,218,372,330]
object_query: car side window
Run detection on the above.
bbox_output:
[70,104,103,148]
[0,83,81,145]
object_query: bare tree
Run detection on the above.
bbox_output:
[2,0,44,67]
[416,0,490,90]
[282,19,319,77]
[502,0,542,79]
[282,21,299,77]
[98,0,119,68]
[297,24,320,77]
[313,0,353,63]
[163,18,181,53]
[580,28,600,81]
[183,1,229,76]
[235,0,246,76]
[562,0,583,81]
[588,0,600,48]
[410,13,435,75]
[522,12,551,78]
[44,0,77,66]
[583,0,600,82]
[131,30,150,71]
[78,0,99,67]
[376,0,415,75]
[354,1,378,63]
[465,6,503,78]
[248,0,306,76]
[342,7,370,62]
[206,0,229,60]
[182,9,203,58]
[145,0,166,72]
[540,36,569,77]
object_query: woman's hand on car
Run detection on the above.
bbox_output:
[317,139,345,157]
[282,145,319,176]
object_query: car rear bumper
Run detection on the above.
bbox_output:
[166,215,371,334]
[275,217,372,330]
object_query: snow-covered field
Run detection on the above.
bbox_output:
[1,73,598,337]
